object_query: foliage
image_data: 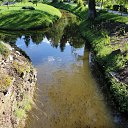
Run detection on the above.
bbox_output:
[95,0,128,8]
[97,11,128,24]
[15,109,26,119]
[77,0,84,7]
[15,95,33,119]
[13,61,30,76]
[110,78,128,112]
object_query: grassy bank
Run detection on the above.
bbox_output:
[0,3,61,30]
[52,3,128,113]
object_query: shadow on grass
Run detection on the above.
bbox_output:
[0,9,59,30]
[51,2,88,19]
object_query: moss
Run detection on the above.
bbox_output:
[0,75,13,91]
[15,109,26,119]
[0,42,10,57]
[15,96,33,119]
[13,61,30,76]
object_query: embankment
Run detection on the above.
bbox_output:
[52,3,128,113]
[0,42,37,128]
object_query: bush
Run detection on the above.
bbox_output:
[22,6,35,10]
[113,5,119,11]
[77,0,83,7]
[119,5,127,13]
[105,5,112,10]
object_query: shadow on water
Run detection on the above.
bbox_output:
[0,11,128,128]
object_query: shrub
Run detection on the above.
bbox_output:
[77,0,84,7]
[119,5,127,13]
[113,5,119,11]
[105,5,112,10]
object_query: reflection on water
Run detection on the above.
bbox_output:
[28,49,115,128]
[1,11,127,128]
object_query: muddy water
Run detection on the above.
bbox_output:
[25,48,115,128]
[1,12,126,128]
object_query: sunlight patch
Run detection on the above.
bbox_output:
[48,56,55,62]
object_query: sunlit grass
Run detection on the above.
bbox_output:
[98,11,128,24]
[0,3,61,30]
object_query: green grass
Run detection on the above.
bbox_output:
[97,10,128,24]
[0,75,13,91]
[13,61,30,76]
[0,3,61,30]
[15,108,26,119]
[14,93,34,120]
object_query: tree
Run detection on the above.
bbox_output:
[88,0,96,19]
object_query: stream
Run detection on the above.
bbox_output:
[1,11,128,128]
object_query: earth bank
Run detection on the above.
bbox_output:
[52,2,128,113]
[0,42,37,128]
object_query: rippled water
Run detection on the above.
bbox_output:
[1,11,128,128]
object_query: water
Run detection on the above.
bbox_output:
[19,40,115,128]
[1,11,128,128]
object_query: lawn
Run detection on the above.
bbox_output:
[0,3,62,30]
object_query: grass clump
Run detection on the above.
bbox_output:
[0,75,13,91]
[0,42,10,57]
[0,3,61,30]
[15,109,26,119]
[98,11,128,24]
[15,96,33,119]
[13,61,30,76]
[110,79,128,112]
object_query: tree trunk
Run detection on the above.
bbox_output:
[88,0,96,19]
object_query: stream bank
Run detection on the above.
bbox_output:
[52,3,128,113]
[0,42,37,128]
[0,8,128,128]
